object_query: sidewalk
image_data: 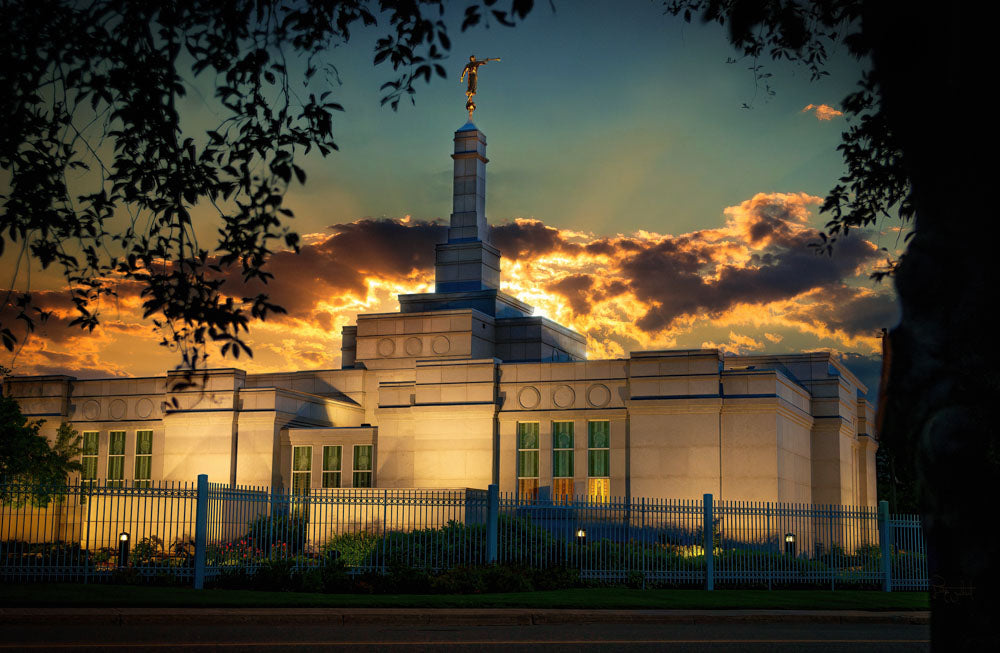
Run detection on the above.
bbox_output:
[0,607,930,626]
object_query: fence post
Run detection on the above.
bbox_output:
[487,484,499,564]
[703,493,714,591]
[194,474,208,590]
[879,500,892,592]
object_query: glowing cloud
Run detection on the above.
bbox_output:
[5,192,895,382]
[802,104,844,121]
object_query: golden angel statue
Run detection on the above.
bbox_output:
[461,55,500,119]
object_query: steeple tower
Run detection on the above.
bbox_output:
[358,116,588,366]
[433,122,501,292]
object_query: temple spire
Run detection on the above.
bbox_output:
[433,122,501,292]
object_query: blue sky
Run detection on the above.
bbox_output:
[258,0,865,235]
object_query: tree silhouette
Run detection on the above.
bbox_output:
[0,0,533,370]
[663,0,994,645]
[0,394,82,506]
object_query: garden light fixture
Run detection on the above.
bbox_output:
[117,531,130,567]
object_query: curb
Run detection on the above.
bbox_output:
[0,608,930,626]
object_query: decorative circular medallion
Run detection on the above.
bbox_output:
[405,337,423,356]
[552,384,576,409]
[432,335,451,355]
[83,400,100,420]
[517,386,541,409]
[136,398,154,419]
[377,338,395,357]
[586,383,612,408]
[109,399,126,420]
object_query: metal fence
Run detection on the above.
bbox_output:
[205,484,489,575]
[1,478,927,591]
[0,481,198,583]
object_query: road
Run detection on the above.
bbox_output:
[1,621,929,652]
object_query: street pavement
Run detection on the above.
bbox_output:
[0,609,930,652]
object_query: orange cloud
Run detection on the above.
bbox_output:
[5,192,895,383]
[802,104,844,121]
[701,332,764,355]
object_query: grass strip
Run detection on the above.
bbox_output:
[1,584,929,611]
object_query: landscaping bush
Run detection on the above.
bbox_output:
[245,511,308,556]
[130,536,164,565]
[207,560,584,595]
[316,556,353,593]
[320,531,379,566]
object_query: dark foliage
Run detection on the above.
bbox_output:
[0,0,534,370]
[664,1,996,646]
[209,561,579,594]
[0,395,81,506]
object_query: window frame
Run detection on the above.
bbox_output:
[81,431,99,488]
[106,430,126,487]
[516,422,540,500]
[551,421,574,502]
[587,420,611,503]
[133,430,153,488]
[322,445,342,489]
[352,444,373,488]
[291,445,312,495]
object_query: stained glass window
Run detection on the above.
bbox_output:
[552,422,574,502]
[107,431,125,487]
[353,445,373,488]
[322,445,342,488]
[517,423,539,500]
[134,430,153,488]
[81,432,99,488]
[292,445,312,495]
[587,421,610,502]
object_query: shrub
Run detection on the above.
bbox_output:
[321,530,380,566]
[130,535,164,565]
[529,565,581,591]
[245,511,308,556]
[484,565,535,593]
[170,538,195,567]
[251,557,299,591]
[430,565,488,594]
[317,556,353,593]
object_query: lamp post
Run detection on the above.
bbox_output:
[784,532,796,557]
[575,528,587,571]
[118,532,130,567]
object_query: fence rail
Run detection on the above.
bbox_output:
[0,481,198,583]
[1,480,927,591]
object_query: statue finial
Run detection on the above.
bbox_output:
[460,55,500,119]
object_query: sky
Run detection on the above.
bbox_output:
[1,0,900,396]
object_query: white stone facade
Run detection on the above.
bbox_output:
[2,122,878,507]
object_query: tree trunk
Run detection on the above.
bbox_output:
[868,4,997,646]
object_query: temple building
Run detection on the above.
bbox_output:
[3,120,879,507]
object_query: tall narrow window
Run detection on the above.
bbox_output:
[134,430,153,488]
[353,445,373,488]
[107,431,125,487]
[291,445,312,494]
[587,421,610,503]
[322,445,342,488]
[81,432,99,488]
[552,422,574,503]
[517,422,539,500]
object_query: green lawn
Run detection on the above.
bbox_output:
[1,584,929,611]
